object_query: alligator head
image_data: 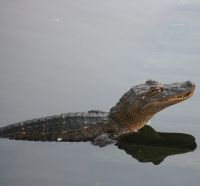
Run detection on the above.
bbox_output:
[109,80,195,132]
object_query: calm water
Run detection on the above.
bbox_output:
[0,0,200,185]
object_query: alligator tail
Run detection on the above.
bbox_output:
[0,123,27,139]
[0,119,62,141]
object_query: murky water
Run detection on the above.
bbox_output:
[0,0,200,185]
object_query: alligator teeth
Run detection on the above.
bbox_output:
[164,94,189,103]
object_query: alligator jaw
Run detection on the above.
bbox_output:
[161,90,193,104]
[141,81,195,115]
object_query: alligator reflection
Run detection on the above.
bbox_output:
[116,125,197,165]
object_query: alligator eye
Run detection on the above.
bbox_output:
[146,86,163,97]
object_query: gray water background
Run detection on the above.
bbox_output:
[0,0,200,185]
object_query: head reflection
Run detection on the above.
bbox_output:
[116,125,197,165]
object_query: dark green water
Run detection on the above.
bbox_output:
[0,0,200,185]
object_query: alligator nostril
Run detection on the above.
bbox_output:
[185,81,195,88]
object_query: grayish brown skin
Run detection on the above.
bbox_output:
[0,80,195,146]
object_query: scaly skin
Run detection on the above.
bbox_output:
[0,80,195,146]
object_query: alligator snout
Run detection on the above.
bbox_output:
[185,81,195,87]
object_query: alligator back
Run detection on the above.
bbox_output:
[0,110,109,142]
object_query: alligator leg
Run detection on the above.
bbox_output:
[92,133,117,147]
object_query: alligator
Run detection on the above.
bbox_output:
[0,80,195,146]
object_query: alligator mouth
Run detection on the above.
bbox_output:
[162,90,194,104]
[141,88,194,115]
[177,92,192,100]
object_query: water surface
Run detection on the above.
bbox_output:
[0,0,200,186]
